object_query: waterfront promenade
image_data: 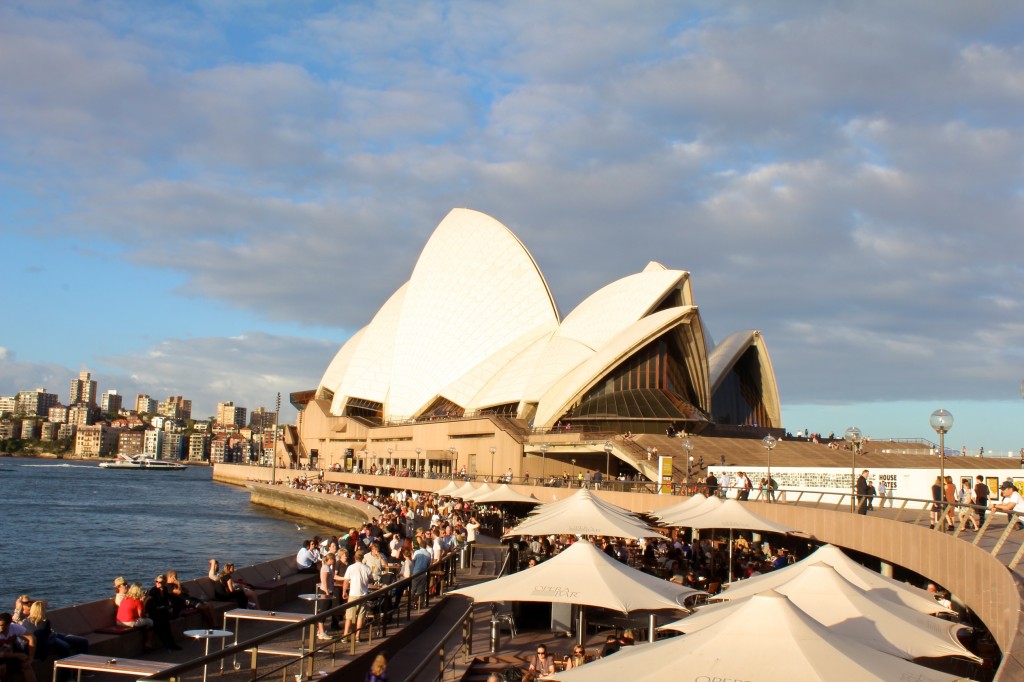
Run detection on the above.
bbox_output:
[214,463,1024,680]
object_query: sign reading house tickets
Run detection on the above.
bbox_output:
[659,455,673,494]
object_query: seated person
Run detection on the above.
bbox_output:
[600,634,620,657]
[564,644,588,670]
[0,612,36,682]
[528,644,555,676]
[991,482,1024,529]
[116,582,155,652]
[112,576,128,605]
[146,575,181,651]
[165,569,216,628]
[296,540,319,574]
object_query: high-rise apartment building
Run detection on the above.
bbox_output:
[69,371,98,407]
[101,390,123,415]
[0,396,16,416]
[68,404,95,427]
[158,396,192,420]
[16,388,59,417]
[135,394,158,414]
[161,432,186,461]
[48,405,69,423]
[217,401,247,428]
[249,406,278,430]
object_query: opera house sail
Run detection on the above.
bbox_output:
[307,208,780,438]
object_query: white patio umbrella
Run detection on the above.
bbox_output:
[450,481,479,499]
[714,543,953,615]
[550,591,966,682]
[450,540,699,612]
[472,484,540,505]
[661,499,800,581]
[525,488,638,519]
[504,493,664,539]
[653,494,723,525]
[434,480,460,496]
[663,563,977,662]
[647,492,711,521]
[462,483,496,501]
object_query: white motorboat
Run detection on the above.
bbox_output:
[99,454,186,471]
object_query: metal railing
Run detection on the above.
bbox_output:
[145,551,460,682]
[699,486,1024,572]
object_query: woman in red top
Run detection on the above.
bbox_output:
[115,582,154,651]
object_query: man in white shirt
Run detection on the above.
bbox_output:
[296,540,318,574]
[340,550,374,641]
[991,482,1024,530]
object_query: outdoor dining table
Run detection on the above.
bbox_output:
[52,654,174,682]
[184,628,233,682]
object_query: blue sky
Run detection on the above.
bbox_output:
[1,1,1022,451]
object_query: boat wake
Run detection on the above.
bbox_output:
[21,463,76,468]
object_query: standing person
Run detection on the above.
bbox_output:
[856,470,870,515]
[974,475,990,525]
[958,480,980,531]
[316,554,336,639]
[340,550,374,643]
[704,471,717,498]
[866,477,877,511]
[944,476,958,526]
[876,479,888,509]
[930,476,944,529]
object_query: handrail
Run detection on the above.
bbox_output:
[694,486,1024,571]
[403,600,475,682]
[145,550,460,682]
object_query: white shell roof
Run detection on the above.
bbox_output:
[316,208,778,429]
[707,329,781,426]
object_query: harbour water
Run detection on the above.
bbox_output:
[0,458,330,609]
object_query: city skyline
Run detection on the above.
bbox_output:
[1,3,1022,452]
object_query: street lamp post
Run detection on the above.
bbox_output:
[489,445,496,481]
[762,435,777,503]
[681,438,694,493]
[540,443,549,480]
[845,427,862,512]
[604,441,612,478]
[387,446,393,472]
[929,408,954,488]
[415,447,422,477]
[448,446,457,478]
[571,458,577,486]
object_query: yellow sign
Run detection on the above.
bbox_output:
[659,456,674,494]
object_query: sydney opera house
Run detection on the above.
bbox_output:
[292,209,782,478]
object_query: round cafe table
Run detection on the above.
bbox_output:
[298,592,332,617]
[184,629,232,682]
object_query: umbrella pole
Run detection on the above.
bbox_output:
[648,613,655,643]
[728,528,734,583]
[577,606,585,646]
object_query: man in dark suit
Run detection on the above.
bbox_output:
[856,469,870,515]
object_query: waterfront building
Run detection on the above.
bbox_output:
[20,418,39,440]
[144,428,164,455]
[0,395,15,416]
[40,421,59,441]
[189,432,209,462]
[0,419,21,440]
[249,406,277,430]
[294,208,781,477]
[75,424,118,456]
[118,430,145,456]
[48,405,69,423]
[69,371,98,407]
[16,388,59,417]
[160,431,186,460]
[58,422,76,441]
